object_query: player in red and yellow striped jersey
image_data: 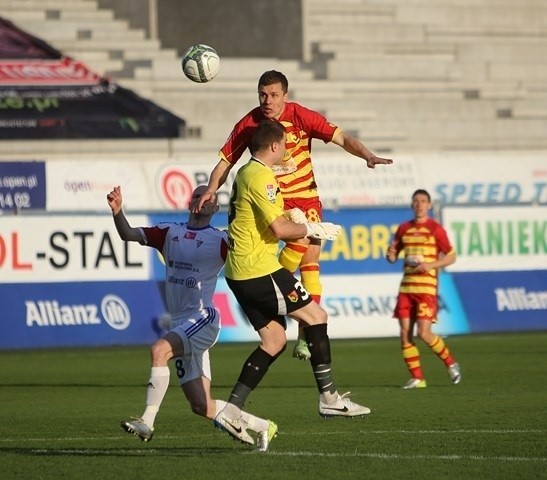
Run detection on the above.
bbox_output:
[194,70,393,360]
[386,189,461,389]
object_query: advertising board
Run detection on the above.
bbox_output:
[443,205,547,272]
[0,214,150,282]
[452,270,547,332]
[0,281,164,349]
[0,161,46,211]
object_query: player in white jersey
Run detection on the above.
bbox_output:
[107,184,277,451]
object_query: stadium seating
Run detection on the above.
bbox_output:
[302,0,547,151]
[1,0,546,160]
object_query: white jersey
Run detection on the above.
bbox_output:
[139,222,228,319]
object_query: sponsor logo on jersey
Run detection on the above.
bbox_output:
[287,132,300,145]
[266,184,277,202]
[272,159,297,175]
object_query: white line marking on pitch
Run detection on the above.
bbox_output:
[14,448,547,463]
[0,429,544,443]
[256,452,547,463]
[294,429,545,435]
[0,435,204,443]
[371,429,545,434]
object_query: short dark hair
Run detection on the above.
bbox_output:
[412,189,431,202]
[258,70,288,93]
[250,119,285,155]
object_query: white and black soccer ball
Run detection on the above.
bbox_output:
[181,44,220,83]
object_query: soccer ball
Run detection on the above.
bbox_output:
[181,44,220,83]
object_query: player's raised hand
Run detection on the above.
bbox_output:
[107,186,122,214]
[191,190,216,213]
[304,222,341,241]
[366,154,393,169]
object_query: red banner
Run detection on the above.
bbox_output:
[0,58,102,85]
[0,16,185,138]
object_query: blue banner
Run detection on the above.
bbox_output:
[0,281,166,349]
[321,207,410,274]
[452,270,547,332]
[0,161,46,211]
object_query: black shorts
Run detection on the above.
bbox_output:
[226,268,313,331]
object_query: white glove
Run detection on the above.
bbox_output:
[305,222,341,241]
[286,208,307,224]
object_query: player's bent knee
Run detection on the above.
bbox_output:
[417,326,433,342]
[418,332,433,344]
[263,338,287,357]
[306,303,328,325]
[273,343,287,359]
[150,338,174,363]
[292,304,328,327]
[189,401,208,417]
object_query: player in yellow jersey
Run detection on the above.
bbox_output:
[194,70,393,360]
[386,189,461,389]
[213,120,371,446]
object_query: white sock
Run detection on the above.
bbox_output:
[214,399,227,417]
[241,411,269,433]
[220,401,242,419]
[141,366,170,428]
[214,400,268,432]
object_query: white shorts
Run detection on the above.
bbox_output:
[169,307,220,385]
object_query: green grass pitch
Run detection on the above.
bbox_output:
[1,332,546,479]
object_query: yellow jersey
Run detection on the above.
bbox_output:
[224,158,285,280]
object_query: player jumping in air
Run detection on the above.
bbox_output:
[194,70,393,360]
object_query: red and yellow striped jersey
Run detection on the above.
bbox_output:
[391,218,454,296]
[219,102,341,200]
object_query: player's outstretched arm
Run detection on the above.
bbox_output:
[106,186,144,243]
[332,131,393,169]
[191,160,233,212]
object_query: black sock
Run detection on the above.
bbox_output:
[304,324,336,394]
[228,347,275,408]
[228,382,252,409]
[304,324,332,365]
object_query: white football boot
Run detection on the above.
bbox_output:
[120,417,154,442]
[319,392,371,419]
